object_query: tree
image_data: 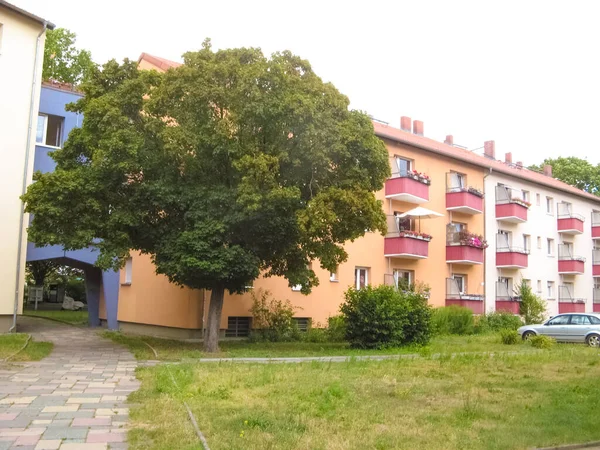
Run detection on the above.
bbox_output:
[529,157,600,196]
[518,282,546,325]
[23,40,390,352]
[43,28,95,84]
[26,260,59,286]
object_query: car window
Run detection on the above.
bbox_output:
[547,315,570,325]
[588,316,600,325]
[570,315,590,325]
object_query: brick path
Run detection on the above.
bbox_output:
[0,316,139,450]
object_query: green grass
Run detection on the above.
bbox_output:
[24,309,89,326]
[103,332,534,361]
[0,334,53,361]
[129,346,600,450]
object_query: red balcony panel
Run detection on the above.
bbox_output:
[594,265,600,277]
[593,226,600,239]
[446,191,483,214]
[496,252,528,268]
[558,259,585,274]
[495,203,528,223]
[594,304,600,313]
[495,300,520,314]
[559,302,586,313]
[557,217,584,234]
[446,246,484,264]
[384,236,429,258]
[385,177,429,203]
[445,299,484,315]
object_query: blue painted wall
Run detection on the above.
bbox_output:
[26,85,119,329]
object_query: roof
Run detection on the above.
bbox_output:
[0,0,55,29]
[372,121,600,204]
[137,52,181,72]
[42,80,83,96]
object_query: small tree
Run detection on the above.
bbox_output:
[518,282,546,324]
[26,260,59,286]
[249,289,299,342]
[43,28,95,84]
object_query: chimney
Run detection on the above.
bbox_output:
[400,116,411,132]
[484,140,495,159]
[505,152,512,164]
[544,164,553,177]
[444,135,454,145]
[516,161,523,169]
[413,120,424,136]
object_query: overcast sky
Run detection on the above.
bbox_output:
[16,0,600,165]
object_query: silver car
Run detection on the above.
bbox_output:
[518,313,600,347]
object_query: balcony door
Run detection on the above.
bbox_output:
[395,157,412,177]
[448,172,466,192]
[393,269,413,289]
[497,230,510,250]
[452,274,466,294]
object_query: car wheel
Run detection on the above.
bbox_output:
[586,334,600,348]
[522,331,536,341]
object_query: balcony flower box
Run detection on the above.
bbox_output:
[458,231,488,249]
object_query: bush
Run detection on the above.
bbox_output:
[325,315,347,342]
[476,311,523,333]
[302,327,328,343]
[431,306,474,335]
[340,285,431,349]
[249,289,301,342]
[519,283,546,324]
[529,334,555,349]
[499,329,519,345]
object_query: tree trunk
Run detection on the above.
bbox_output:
[204,286,225,353]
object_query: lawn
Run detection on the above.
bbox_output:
[129,346,600,450]
[103,332,534,360]
[0,334,53,362]
[24,309,89,326]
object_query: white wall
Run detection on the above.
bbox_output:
[0,7,46,319]
[485,171,600,317]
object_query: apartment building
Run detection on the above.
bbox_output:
[0,1,53,331]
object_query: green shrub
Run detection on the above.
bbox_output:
[302,327,328,343]
[340,285,431,349]
[529,334,555,349]
[499,329,519,345]
[249,289,301,342]
[431,306,474,335]
[476,311,523,333]
[519,283,546,324]
[325,315,347,342]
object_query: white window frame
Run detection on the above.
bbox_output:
[547,281,555,299]
[547,238,554,256]
[36,113,64,149]
[329,270,339,282]
[546,197,554,215]
[395,157,412,177]
[123,257,133,285]
[393,269,413,288]
[536,193,541,206]
[355,267,369,290]
[523,234,530,252]
[452,274,466,294]
[537,236,542,249]
[522,190,530,202]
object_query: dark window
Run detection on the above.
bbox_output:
[225,317,251,337]
[292,317,311,332]
[588,316,600,325]
[547,315,570,326]
[36,114,64,147]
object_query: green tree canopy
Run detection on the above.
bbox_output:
[43,28,95,84]
[23,40,390,351]
[529,157,600,195]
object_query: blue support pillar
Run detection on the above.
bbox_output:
[85,268,101,327]
[102,270,120,330]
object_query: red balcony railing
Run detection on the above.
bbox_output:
[594,288,600,313]
[558,245,585,274]
[385,171,430,204]
[592,212,600,239]
[593,250,600,277]
[495,186,529,223]
[384,216,430,259]
[557,203,584,234]
[496,249,528,269]
[446,229,486,265]
[445,278,484,314]
[558,285,586,313]
[495,281,521,314]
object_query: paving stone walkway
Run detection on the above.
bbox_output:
[0,316,139,450]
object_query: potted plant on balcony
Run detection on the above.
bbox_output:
[409,170,431,185]
[458,230,489,249]
[510,196,531,208]
[466,186,484,198]
[398,230,433,242]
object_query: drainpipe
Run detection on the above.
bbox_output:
[482,167,493,313]
[10,21,48,332]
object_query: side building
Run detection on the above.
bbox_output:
[0,1,53,331]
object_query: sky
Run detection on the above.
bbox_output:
[15,0,600,165]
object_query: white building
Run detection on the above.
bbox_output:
[0,1,54,331]
[483,145,600,316]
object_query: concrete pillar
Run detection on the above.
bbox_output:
[102,270,120,330]
[85,268,101,327]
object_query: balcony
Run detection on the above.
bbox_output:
[594,288,600,313]
[384,216,430,259]
[445,174,483,214]
[558,285,586,313]
[446,229,486,265]
[445,278,485,314]
[496,248,528,269]
[594,249,600,277]
[495,186,529,223]
[385,170,430,204]
[558,244,585,275]
[495,281,521,314]
[557,203,584,235]
[592,212,600,239]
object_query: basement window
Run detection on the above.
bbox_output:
[225,317,251,338]
[292,317,311,332]
[36,114,64,147]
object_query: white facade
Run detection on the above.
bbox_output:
[485,170,600,317]
[0,3,50,329]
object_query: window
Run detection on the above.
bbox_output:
[536,193,541,206]
[522,190,530,202]
[225,317,251,337]
[329,270,339,282]
[292,284,302,291]
[449,222,467,233]
[394,212,414,232]
[546,197,554,215]
[395,157,412,177]
[36,114,64,147]
[292,318,311,332]
[547,315,570,326]
[394,269,413,289]
[448,171,466,191]
[547,281,555,299]
[355,267,369,290]
[0,23,3,54]
[537,236,542,249]
[570,315,590,326]
[522,279,531,288]
[452,274,466,294]
[537,280,542,294]
[123,257,133,285]
[589,316,600,325]
[547,238,554,256]
[523,234,531,252]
